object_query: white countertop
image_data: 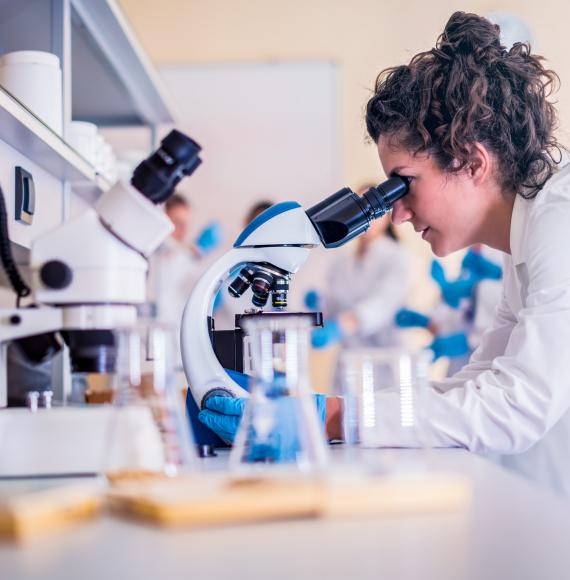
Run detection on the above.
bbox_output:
[2,447,570,580]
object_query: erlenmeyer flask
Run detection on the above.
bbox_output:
[105,323,198,478]
[229,314,329,474]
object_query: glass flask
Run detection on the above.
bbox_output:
[104,323,197,478]
[339,347,432,449]
[229,314,329,474]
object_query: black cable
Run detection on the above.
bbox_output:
[0,183,31,302]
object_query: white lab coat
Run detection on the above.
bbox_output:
[147,238,200,332]
[374,163,570,496]
[326,236,413,348]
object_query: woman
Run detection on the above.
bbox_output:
[200,11,570,495]
[364,11,569,493]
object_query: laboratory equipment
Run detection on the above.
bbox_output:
[1,129,201,399]
[0,129,201,476]
[229,314,329,473]
[106,324,197,477]
[182,175,409,410]
[0,51,63,134]
[339,347,432,448]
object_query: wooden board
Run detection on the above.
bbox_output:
[107,471,471,528]
[0,482,103,541]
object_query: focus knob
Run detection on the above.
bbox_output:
[40,260,72,290]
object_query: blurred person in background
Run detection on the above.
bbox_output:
[147,193,223,333]
[396,245,503,374]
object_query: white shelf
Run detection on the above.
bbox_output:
[71,0,177,126]
[0,87,110,194]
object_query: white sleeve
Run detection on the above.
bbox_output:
[352,250,412,336]
[439,264,516,388]
[374,202,570,454]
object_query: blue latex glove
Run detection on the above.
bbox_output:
[198,393,327,457]
[195,221,223,254]
[395,308,431,329]
[304,289,321,311]
[311,318,343,349]
[431,260,477,309]
[461,249,502,281]
[429,332,470,360]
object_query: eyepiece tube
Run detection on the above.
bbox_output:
[306,175,409,248]
[363,176,410,220]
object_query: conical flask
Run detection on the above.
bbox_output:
[105,323,198,478]
[229,314,329,474]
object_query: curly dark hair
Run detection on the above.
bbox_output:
[365,11,563,199]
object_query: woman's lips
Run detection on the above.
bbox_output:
[421,227,430,240]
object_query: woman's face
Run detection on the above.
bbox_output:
[377,136,488,256]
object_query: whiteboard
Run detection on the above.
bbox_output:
[159,61,341,225]
[157,61,343,309]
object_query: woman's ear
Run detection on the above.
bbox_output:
[468,142,491,185]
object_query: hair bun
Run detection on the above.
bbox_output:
[439,12,502,59]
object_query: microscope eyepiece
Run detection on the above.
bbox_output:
[131,130,202,204]
[306,175,409,248]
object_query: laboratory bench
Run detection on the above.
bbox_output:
[2,447,570,580]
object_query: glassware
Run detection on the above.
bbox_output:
[229,314,329,475]
[104,323,197,478]
[339,347,432,450]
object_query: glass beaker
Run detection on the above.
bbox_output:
[229,314,329,474]
[105,323,197,479]
[339,347,432,450]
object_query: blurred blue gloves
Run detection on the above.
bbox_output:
[429,332,470,360]
[395,308,431,329]
[431,249,502,309]
[431,260,477,309]
[461,248,502,281]
[304,289,321,311]
[195,221,223,255]
[311,318,343,349]
[198,393,327,460]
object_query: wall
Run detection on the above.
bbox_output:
[118,0,570,185]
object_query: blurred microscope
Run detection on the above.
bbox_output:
[0,130,201,476]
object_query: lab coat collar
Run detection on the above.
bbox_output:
[509,194,530,266]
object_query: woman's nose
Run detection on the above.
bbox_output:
[391,199,413,225]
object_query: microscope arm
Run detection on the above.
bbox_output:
[181,245,311,407]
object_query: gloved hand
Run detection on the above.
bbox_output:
[428,332,470,360]
[195,221,223,255]
[311,318,343,349]
[304,289,321,311]
[198,393,327,457]
[461,248,502,281]
[395,308,431,329]
[431,260,477,309]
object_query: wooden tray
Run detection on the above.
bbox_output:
[0,481,103,541]
[107,471,471,528]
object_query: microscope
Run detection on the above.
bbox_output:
[181,175,410,447]
[0,129,201,475]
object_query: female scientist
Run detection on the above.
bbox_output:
[199,11,570,495]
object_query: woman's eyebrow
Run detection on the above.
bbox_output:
[390,166,408,175]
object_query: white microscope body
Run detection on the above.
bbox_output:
[182,175,410,411]
[0,131,202,476]
[181,202,321,406]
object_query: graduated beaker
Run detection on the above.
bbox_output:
[229,314,329,474]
